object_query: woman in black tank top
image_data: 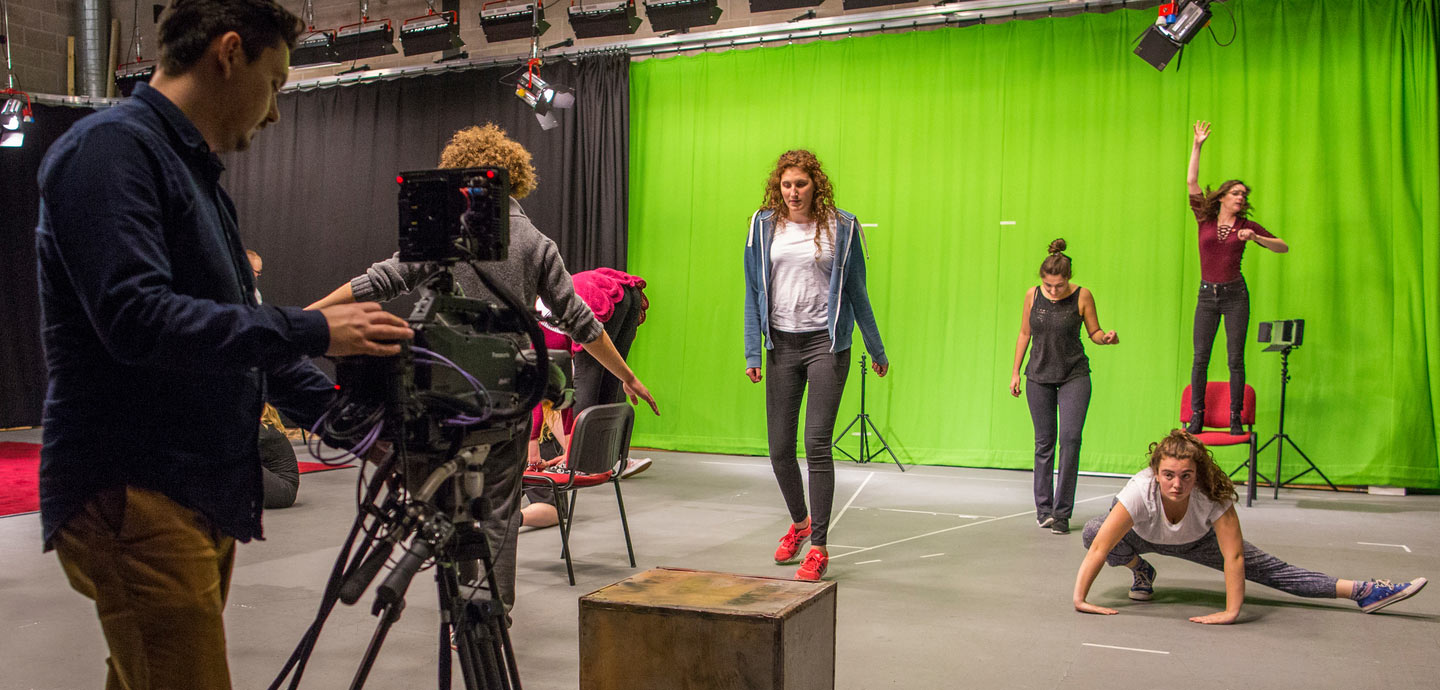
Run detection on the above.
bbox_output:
[1009,239,1119,535]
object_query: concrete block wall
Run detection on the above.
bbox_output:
[2,0,76,94]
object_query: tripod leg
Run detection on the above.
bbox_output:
[348,599,405,690]
[861,415,904,472]
[831,414,862,462]
[1283,437,1338,491]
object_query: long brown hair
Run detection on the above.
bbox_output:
[761,149,837,259]
[1147,429,1237,503]
[1198,179,1253,222]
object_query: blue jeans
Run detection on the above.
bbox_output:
[1191,278,1250,416]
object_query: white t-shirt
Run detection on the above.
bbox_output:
[1115,467,1233,545]
[769,219,834,332]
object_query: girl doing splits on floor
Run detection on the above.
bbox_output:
[1074,430,1427,624]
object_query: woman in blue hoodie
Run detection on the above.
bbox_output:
[743,149,889,581]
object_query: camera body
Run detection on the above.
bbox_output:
[398,167,510,263]
[323,166,570,459]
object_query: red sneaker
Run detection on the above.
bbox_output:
[795,548,828,581]
[774,523,812,563]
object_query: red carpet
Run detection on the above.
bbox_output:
[0,442,354,518]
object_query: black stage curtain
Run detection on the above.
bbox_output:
[0,104,96,428]
[223,53,631,318]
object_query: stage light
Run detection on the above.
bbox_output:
[291,28,341,67]
[841,0,906,10]
[642,0,721,33]
[114,59,155,98]
[0,90,32,148]
[515,68,573,130]
[748,0,821,12]
[481,3,549,43]
[1134,0,1213,71]
[568,0,643,39]
[400,10,464,56]
[334,17,398,61]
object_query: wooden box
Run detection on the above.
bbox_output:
[579,567,837,690]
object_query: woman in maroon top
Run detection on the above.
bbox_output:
[1185,121,1289,434]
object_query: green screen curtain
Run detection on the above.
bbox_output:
[626,0,1440,487]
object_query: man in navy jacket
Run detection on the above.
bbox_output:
[34,2,411,687]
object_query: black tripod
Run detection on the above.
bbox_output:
[831,354,903,471]
[1257,347,1337,499]
[270,438,522,690]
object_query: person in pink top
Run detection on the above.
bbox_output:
[1185,121,1289,435]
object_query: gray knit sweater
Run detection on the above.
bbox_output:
[349,198,604,345]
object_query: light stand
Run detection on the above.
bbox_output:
[831,354,903,471]
[1256,322,1337,499]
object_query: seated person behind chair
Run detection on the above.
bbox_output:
[1074,429,1427,623]
[258,403,300,509]
[522,400,573,528]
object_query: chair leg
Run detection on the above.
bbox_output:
[1246,436,1257,508]
[613,479,636,568]
[556,490,575,586]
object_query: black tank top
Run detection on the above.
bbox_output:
[1024,286,1090,384]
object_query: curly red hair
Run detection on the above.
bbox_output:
[762,149,837,259]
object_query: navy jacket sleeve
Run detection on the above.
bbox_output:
[38,123,330,372]
[265,357,336,431]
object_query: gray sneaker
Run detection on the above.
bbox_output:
[1050,518,1069,534]
[1129,559,1157,601]
[1038,515,1055,529]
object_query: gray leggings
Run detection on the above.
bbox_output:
[1082,515,1339,598]
[766,329,850,546]
[1025,376,1091,520]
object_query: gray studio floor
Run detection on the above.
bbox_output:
[3,426,1438,690]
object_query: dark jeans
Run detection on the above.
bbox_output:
[766,329,850,546]
[573,286,643,413]
[1191,278,1250,416]
[1026,376,1091,520]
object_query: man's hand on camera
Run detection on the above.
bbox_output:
[322,302,413,357]
[624,377,660,416]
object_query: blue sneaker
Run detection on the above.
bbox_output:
[1356,578,1427,613]
[1128,559,1156,601]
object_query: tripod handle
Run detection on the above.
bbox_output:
[376,536,434,608]
[339,541,395,605]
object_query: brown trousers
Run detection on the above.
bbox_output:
[53,486,237,690]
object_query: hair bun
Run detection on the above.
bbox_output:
[1048,238,1067,255]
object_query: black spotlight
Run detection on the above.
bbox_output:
[334,17,398,61]
[749,0,821,11]
[114,59,156,97]
[291,28,340,67]
[841,0,905,9]
[480,3,549,42]
[568,0,643,39]
[1,90,33,148]
[400,10,464,55]
[1134,0,1213,72]
[643,0,721,33]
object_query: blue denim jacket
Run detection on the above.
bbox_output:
[743,208,886,368]
[35,83,333,546]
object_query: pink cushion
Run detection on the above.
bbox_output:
[524,469,615,488]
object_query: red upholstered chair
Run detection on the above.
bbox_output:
[522,402,637,585]
[1180,382,1262,507]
